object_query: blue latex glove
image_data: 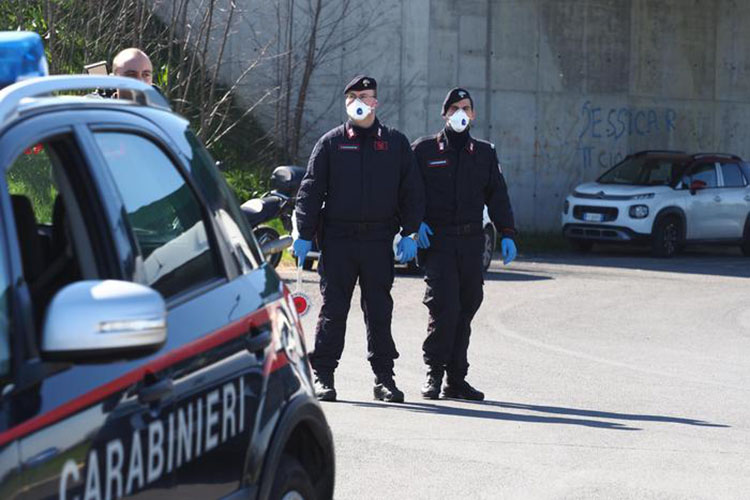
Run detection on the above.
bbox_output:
[417,222,433,249]
[501,238,517,265]
[396,236,417,263]
[292,238,312,267]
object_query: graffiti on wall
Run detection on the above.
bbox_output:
[577,100,678,170]
[529,99,681,187]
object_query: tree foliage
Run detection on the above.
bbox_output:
[0,0,275,199]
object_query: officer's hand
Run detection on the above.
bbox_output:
[292,238,312,267]
[417,222,433,249]
[396,236,417,263]
[501,238,517,265]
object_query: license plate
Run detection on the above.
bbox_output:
[583,213,604,222]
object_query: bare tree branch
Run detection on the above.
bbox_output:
[206,89,274,147]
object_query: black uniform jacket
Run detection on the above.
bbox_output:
[412,129,516,236]
[296,118,425,240]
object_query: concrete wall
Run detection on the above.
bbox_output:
[152,0,750,231]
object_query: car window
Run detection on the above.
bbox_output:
[183,131,262,271]
[685,163,718,189]
[7,143,57,224]
[5,136,97,329]
[720,163,746,188]
[598,157,685,186]
[643,160,674,185]
[94,132,222,298]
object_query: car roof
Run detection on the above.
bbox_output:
[629,150,691,162]
[0,75,169,132]
[628,150,745,164]
[689,152,744,163]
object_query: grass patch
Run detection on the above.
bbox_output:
[513,231,569,253]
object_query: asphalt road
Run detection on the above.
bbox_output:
[279,247,750,499]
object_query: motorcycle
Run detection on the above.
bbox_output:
[241,165,306,268]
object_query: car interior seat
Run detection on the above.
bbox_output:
[10,194,46,283]
[32,195,80,311]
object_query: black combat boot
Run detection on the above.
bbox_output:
[313,371,336,402]
[421,366,444,400]
[373,373,405,403]
[442,378,484,401]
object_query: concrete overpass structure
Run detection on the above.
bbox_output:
[152,0,750,231]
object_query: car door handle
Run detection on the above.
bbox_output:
[714,195,722,202]
[245,328,272,354]
[138,378,174,404]
[744,195,750,201]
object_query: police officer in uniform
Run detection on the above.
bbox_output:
[412,88,518,401]
[294,75,424,403]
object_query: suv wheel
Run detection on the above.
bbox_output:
[270,454,315,500]
[652,216,682,258]
[568,238,593,252]
[741,218,750,257]
[482,225,496,271]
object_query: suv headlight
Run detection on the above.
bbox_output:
[629,205,649,218]
[563,199,570,214]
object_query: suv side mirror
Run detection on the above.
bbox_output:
[689,179,707,194]
[42,280,167,362]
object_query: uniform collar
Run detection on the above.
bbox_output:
[436,128,476,154]
[345,118,383,140]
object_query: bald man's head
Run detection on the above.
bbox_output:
[112,48,153,85]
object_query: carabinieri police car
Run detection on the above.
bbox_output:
[0,32,334,500]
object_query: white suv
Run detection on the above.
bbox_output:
[561,150,750,257]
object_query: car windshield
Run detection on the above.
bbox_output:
[597,157,686,186]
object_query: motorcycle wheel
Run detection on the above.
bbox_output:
[254,226,283,268]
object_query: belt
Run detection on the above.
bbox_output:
[431,222,483,236]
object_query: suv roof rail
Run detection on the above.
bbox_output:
[0,75,170,123]
[691,152,743,161]
[633,149,687,155]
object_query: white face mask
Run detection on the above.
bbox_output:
[448,109,470,132]
[346,98,372,121]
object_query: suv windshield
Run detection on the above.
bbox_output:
[598,157,686,186]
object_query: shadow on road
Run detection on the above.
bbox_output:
[342,398,729,431]
[483,270,553,282]
[393,266,554,282]
[343,400,640,431]
[481,400,729,428]
[522,245,750,279]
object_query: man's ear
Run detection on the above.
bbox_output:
[467,108,476,120]
[371,98,378,109]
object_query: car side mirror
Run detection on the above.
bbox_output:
[42,280,167,362]
[689,180,707,194]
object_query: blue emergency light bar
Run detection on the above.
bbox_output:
[0,31,48,88]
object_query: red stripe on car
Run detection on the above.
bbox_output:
[0,304,277,447]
